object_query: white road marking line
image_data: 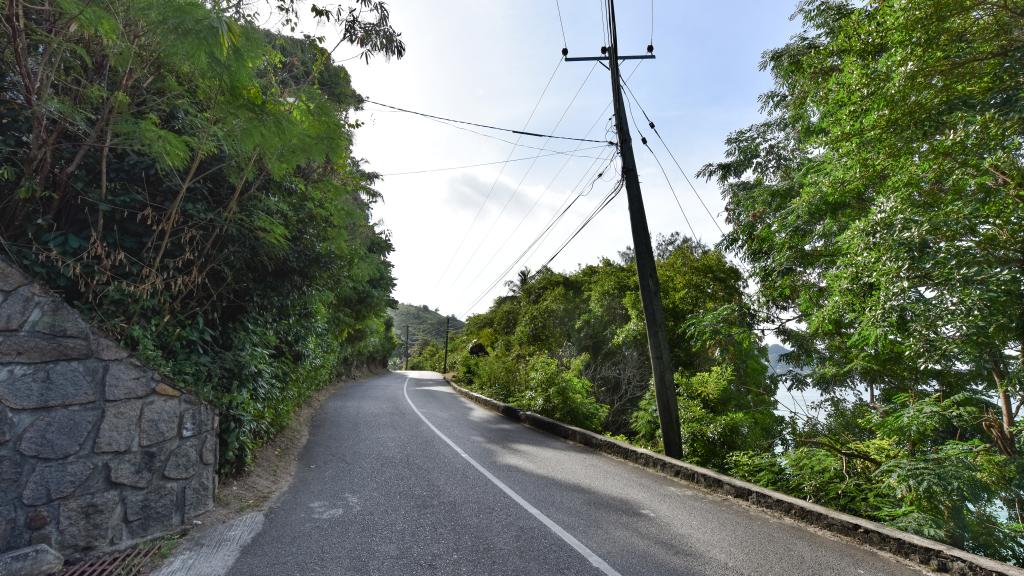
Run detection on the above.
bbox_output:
[402,377,624,576]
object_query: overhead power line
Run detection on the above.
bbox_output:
[377,146,607,177]
[403,113,607,156]
[649,0,655,46]
[459,152,618,317]
[555,0,568,50]
[456,45,652,319]
[449,62,601,287]
[515,62,642,266]
[362,99,614,145]
[621,86,698,239]
[519,147,618,268]
[456,174,624,321]
[643,137,698,240]
[434,59,564,288]
[599,0,609,47]
[541,177,625,269]
[619,77,725,235]
[458,61,644,312]
[461,95,612,291]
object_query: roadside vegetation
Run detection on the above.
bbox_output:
[0,0,403,474]
[432,0,1024,563]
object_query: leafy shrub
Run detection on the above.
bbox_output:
[513,355,608,432]
[407,340,446,372]
[631,366,782,469]
[467,350,524,403]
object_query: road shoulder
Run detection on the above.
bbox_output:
[146,370,384,576]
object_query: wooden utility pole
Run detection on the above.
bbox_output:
[442,316,451,374]
[403,325,410,370]
[565,0,683,458]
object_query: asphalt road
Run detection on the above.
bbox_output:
[223,371,924,576]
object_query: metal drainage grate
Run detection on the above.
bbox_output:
[60,543,162,576]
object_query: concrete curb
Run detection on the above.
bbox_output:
[446,378,1023,576]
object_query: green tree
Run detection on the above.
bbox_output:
[701,0,1023,560]
[453,234,780,463]
[700,0,1022,448]
[627,236,781,467]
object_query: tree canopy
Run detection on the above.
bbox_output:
[448,234,781,469]
[1,0,402,473]
[699,0,1023,560]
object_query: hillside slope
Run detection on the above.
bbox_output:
[388,304,464,366]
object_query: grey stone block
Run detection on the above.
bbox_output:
[180,406,200,438]
[23,301,89,339]
[201,433,217,465]
[21,461,95,506]
[179,400,214,437]
[164,440,198,480]
[0,261,31,292]
[0,544,64,576]
[184,465,215,518]
[0,363,97,410]
[59,492,121,551]
[0,405,12,444]
[28,532,53,548]
[125,484,177,539]
[91,334,129,360]
[94,400,142,453]
[18,409,100,459]
[140,397,179,446]
[0,286,39,332]
[124,483,176,523]
[109,448,166,488]
[1,455,25,503]
[25,510,50,531]
[105,362,154,401]
[0,335,92,364]
[0,504,13,549]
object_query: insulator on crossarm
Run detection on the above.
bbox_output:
[561,47,568,57]
[600,46,608,55]
[647,44,654,54]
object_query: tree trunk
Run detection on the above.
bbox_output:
[98,128,111,235]
[992,362,1017,457]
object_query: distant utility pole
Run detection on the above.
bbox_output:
[564,0,683,458]
[442,316,451,374]
[403,325,410,370]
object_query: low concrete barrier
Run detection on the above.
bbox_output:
[447,379,1023,576]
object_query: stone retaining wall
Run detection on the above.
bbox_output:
[0,257,217,560]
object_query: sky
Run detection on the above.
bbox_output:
[328,1,803,319]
